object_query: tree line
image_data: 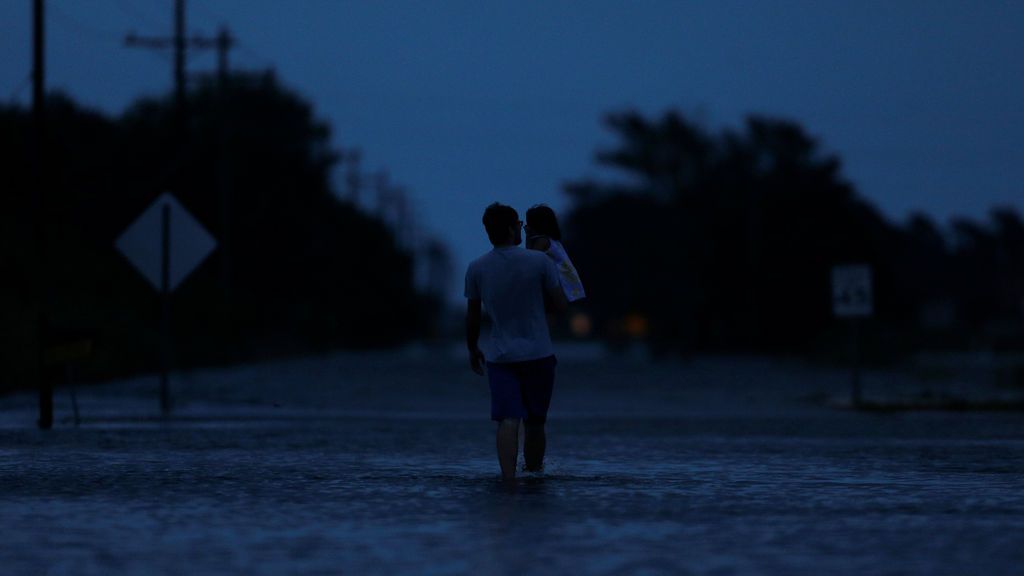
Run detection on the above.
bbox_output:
[1,72,437,391]
[562,111,1024,359]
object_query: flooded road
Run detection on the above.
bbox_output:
[2,351,1022,575]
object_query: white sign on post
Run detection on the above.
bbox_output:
[115,192,217,293]
[831,264,873,318]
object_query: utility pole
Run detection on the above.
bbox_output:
[191,25,237,311]
[345,148,363,207]
[125,10,236,98]
[214,26,234,82]
[393,186,411,249]
[124,2,238,412]
[124,0,193,139]
[126,9,236,289]
[33,0,51,430]
[174,0,184,118]
[211,26,234,298]
[372,171,414,250]
[374,170,390,221]
[124,0,186,416]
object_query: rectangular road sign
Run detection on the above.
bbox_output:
[832,264,873,318]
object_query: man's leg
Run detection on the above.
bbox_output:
[521,356,556,473]
[496,418,520,481]
[523,421,545,472]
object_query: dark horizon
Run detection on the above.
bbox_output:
[3,1,1023,393]
[2,1,1022,281]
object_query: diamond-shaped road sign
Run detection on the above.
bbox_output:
[115,192,217,293]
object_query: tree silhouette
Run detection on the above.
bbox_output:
[564,110,1024,357]
[1,73,432,391]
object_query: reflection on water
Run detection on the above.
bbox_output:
[2,413,1023,575]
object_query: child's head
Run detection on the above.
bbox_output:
[525,204,562,241]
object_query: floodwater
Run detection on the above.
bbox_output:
[1,349,1022,575]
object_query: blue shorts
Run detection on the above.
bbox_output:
[487,355,557,423]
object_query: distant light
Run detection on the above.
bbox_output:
[570,313,592,338]
[622,314,648,339]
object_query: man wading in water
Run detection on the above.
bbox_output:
[465,202,567,482]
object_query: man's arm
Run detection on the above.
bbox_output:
[542,258,568,315]
[545,282,569,315]
[466,298,486,375]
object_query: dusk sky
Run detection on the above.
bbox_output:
[3,1,1022,286]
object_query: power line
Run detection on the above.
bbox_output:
[125,29,236,83]
[45,3,173,66]
[186,3,276,72]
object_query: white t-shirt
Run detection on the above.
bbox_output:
[464,246,560,363]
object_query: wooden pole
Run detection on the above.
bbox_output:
[160,204,172,415]
[850,318,862,408]
[33,0,52,430]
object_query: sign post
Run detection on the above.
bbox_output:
[116,192,216,415]
[43,337,92,427]
[831,264,873,408]
[160,204,172,414]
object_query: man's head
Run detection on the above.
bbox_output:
[482,202,522,246]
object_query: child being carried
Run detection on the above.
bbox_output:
[524,204,586,302]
